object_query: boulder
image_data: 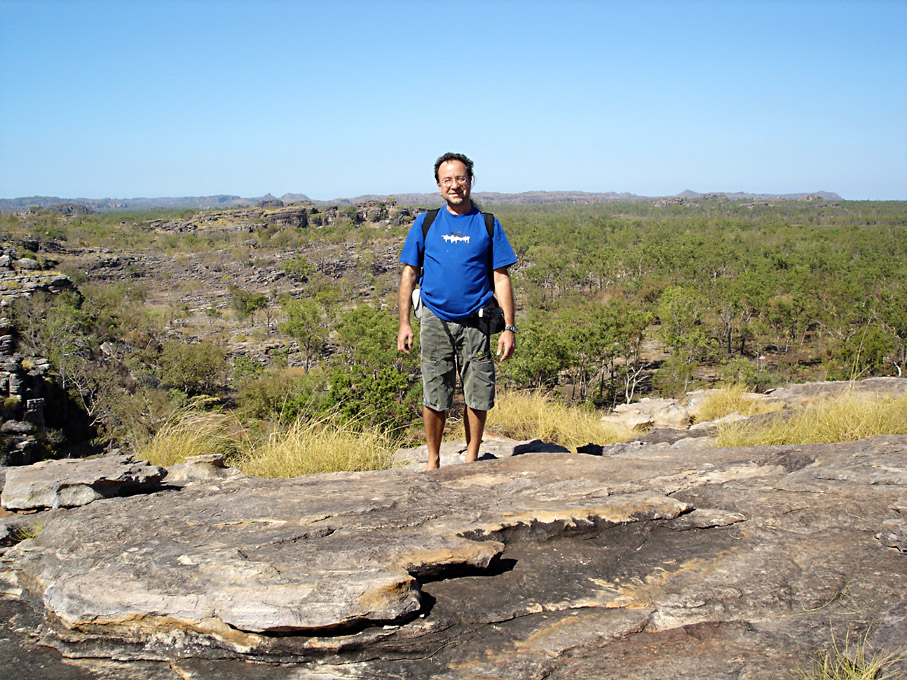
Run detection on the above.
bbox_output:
[165,453,243,485]
[0,454,166,511]
[602,397,692,430]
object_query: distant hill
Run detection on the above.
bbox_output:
[0,189,843,213]
[0,194,253,213]
[676,189,842,201]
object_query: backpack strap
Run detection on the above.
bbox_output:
[421,208,440,239]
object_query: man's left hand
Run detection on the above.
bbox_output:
[497,330,515,361]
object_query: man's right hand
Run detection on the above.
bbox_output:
[397,323,413,354]
[397,265,418,354]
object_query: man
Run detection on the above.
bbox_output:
[397,152,517,470]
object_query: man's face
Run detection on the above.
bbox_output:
[436,160,472,207]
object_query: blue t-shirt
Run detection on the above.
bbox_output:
[400,207,517,321]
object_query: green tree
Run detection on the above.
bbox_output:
[657,285,717,393]
[278,298,328,372]
[501,313,570,389]
[228,285,267,323]
[159,341,226,395]
[321,305,420,430]
[281,255,316,282]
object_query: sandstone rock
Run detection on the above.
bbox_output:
[0,334,14,355]
[3,455,689,660]
[766,376,907,407]
[688,411,749,432]
[15,258,41,271]
[1,437,906,679]
[877,519,907,552]
[165,453,244,485]
[603,397,692,431]
[392,436,569,470]
[263,206,308,228]
[0,420,32,435]
[0,454,166,511]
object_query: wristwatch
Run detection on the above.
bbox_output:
[504,325,517,333]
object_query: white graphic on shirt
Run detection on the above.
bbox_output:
[442,232,470,244]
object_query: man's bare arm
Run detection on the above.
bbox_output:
[493,267,515,361]
[397,264,418,354]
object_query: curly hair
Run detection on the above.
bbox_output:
[433,152,475,183]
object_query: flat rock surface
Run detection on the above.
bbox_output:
[392,437,570,470]
[1,436,906,679]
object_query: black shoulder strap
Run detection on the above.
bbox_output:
[421,208,440,239]
[483,212,495,239]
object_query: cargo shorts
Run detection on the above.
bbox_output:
[420,306,495,411]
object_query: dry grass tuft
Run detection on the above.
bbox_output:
[134,408,400,477]
[690,383,784,423]
[134,409,246,468]
[451,389,635,451]
[795,631,906,680]
[234,415,401,478]
[13,519,45,542]
[716,393,907,448]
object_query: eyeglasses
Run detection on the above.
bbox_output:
[439,176,470,187]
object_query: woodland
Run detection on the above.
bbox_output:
[0,197,904,456]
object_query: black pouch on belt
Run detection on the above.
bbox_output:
[476,297,505,335]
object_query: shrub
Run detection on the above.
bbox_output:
[718,357,775,392]
[236,368,319,421]
[227,284,267,322]
[159,340,226,395]
[232,355,266,383]
[281,255,316,281]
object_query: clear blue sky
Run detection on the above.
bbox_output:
[1,0,904,200]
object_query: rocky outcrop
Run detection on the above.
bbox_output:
[0,245,76,304]
[600,377,907,435]
[0,453,165,511]
[1,434,906,679]
[601,396,693,430]
[262,205,309,228]
[0,318,51,466]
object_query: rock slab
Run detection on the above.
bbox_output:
[0,454,165,510]
[1,437,906,679]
